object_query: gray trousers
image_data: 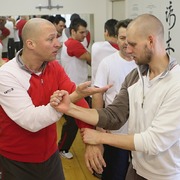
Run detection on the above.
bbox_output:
[125,161,147,180]
[0,150,65,180]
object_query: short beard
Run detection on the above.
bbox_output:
[136,45,152,65]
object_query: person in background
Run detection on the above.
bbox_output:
[0,40,9,66]
[16,16,28,49]
[50,13,180,180]
[93,19,136,180]
[61,17,91,84]
[91,18,118,179]
[91,19,118,86]
[14,16,21,53]
[5,16,16,59]
[0,40,4,66]
[54,15,66,39]
[61,13,91,49]
[58,17,91,159]
[0,18,107,180]
[0,16,10,58]
[48,15,66,41]
[48,15,66,63]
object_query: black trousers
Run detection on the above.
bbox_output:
[2,52,8,59]
[58,96,92,151]
[7,38,15,60]
[0,150,65,180]
[14,41,21,53]
[102,145,129,180]
[58,114,78,151]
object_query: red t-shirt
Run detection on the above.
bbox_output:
[65,38,87,58]
[0,27,10,37]
[16,19,27,37]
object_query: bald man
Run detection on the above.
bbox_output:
[0,18,107,180]
[50,14,180,180]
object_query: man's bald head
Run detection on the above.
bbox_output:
[128,14,164,41]
[22,18,55,43]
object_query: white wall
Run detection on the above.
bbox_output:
[125,0,180,62]
[112,0,126,20]
[0,0,127,42]
[0,0,116,42]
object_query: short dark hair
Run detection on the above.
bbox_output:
[54,16,66,24]
[70,13,80,21]
[115,19,133,35]
[69,18,87,35]
[104,19,118,37]
[48,15,66,25]
[48,15,55,23]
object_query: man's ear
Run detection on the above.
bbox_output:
[26,39,35,49]
[104,29,108,37]
[148,35,154,46]
[71,29,76,37]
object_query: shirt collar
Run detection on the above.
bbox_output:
[138,54,178,79]
[16,49,47,74]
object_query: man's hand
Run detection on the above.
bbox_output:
[50,81,112,106]
[84,144,106,174]
[70,81,112,103]
[81,128,102,145]
[76,81,112,97]
[50,90,70,113]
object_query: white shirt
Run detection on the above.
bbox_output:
[94,51,136,134]
[91,41,118,85]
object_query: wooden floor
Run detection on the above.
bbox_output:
[56,118,99,180]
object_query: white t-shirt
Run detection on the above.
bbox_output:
[61,38,89,85]
[94,51,137,134]
[5,20,14,39]
[91,41,118,85]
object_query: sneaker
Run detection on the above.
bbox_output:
[93,171,102,179]
[59,151,73,159]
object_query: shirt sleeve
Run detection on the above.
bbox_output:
[96,68,139,130]
[1,27,10,37]
[134,83,180,155]
[55,62,93,129]
[0,69,63,132]
[65,39,87,58]
[86,31,91,48]
[94,58,109,88]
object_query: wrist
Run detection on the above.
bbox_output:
[67,102,75,115]
[70,90,83,103]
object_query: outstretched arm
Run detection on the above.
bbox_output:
[50,90,106,174]
[70,81,112,103]
[50,90,99,126]
[81,128,135,151]
[50,81,112,125]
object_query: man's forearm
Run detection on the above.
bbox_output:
[92,93,104,109]
[98,132,135,151]
[67,103,99,126]
[70,90,84,103]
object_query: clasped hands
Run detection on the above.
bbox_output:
[50,81,112,174]
[50,81,112,113]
